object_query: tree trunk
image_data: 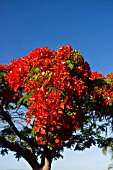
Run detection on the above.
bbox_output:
[40,156,51,170]
[31,156,51,170]
[39,148,52,170]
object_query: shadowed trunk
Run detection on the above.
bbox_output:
[40,156,52,170]
[31,155,52,170]
[39,148,52,170]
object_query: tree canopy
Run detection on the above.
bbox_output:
[0,45,113,170]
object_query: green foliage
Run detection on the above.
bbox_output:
[108,164,113,170]
[29,67,41,76]
[1,148,8,156]
[14,152,21,161]
[47,85,57,93]
[17,92,33,107]
[93,77,105,86]
[0,71,6,78]
[102,147,107,155]
[102,146,113,170]
[30,127,35,137]
[0,46,113,170]
[47,142,53,150]
[66,59,74,70]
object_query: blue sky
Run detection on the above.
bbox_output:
[0,0,113,169]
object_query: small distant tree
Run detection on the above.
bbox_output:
[103,132,113,169]
[0,45,113,170]
[108,146,113,170]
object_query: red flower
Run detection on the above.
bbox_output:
[5,45,96,147]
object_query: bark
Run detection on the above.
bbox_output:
[39,148,52,170]
[40,156,52,170]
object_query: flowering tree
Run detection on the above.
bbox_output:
[0,45,113,170]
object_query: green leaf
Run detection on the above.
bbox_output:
[47,85,57,93]
[109,103,112,107]
[30,128,35,137]
[66,60,71,64]
[29,68,41,76]
[57,45,61,49]
[67,111,76,116]
[29,69,34,76]
[47,142,53,150]
[34,68,41,74]
[102,147,107,155]
[17,96,25,107]
[90,97,94,102]
[66,60,74,70]
[108,164,113,170]
[17,92,33,107]
[68,63,74,70]
[0,71,6,78]
[48,131,53,136]
[60,91,66,97]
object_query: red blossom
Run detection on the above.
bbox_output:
[4,45,113,147]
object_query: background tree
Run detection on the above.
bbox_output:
[0,45,113,170]
[102,132,113,170]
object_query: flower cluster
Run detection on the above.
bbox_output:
[5,45,92,147]
[5,45,113,148]
[0,64,22,104]
[90,72,113,112]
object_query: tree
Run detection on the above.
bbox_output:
[102,129,113,170]
[108,146,113,170]
[0,45,113,170]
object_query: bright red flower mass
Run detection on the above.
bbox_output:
[3,45,113,148]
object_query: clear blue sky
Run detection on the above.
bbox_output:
[0,0,113,170]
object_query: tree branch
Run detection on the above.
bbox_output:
[1,107,35,153]
[0,136,41,170]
